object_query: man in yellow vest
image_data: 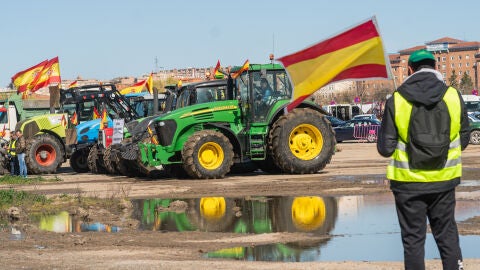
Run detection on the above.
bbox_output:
[8,133,19,175]
[377,49,470,270]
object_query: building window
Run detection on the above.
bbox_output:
[451,63,454,68]
[442,64,446,70]
[466,55,470,60]
[458,55,462,60]
[442,57,446,62]
[402,59,405,63]
[466,71,470,75]
[459,63,462,67]
[466,62,470,67]
[442,72,446,78]
[451,56,454,60]
[437,57,440,62]
[459,71,462,75]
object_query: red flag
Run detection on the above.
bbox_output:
[213,60,224,79]
[277,17,390,111]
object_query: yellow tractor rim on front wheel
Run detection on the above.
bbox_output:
[289,124,323,160]
[198,142,224,170]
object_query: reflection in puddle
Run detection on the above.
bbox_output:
[199,194,480,262]
[34,211,120,233]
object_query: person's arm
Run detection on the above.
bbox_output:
[458,94,470,150]
[377,96,398,157]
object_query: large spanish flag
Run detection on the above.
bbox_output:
[277,17,390,111]
[30,56,61,92]
[11,60,48,93]
[119,79,147,95]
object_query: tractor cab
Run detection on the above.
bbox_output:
[235,64,292,123]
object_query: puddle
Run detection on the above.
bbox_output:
[13,192,480,261]
[130,194,480,261]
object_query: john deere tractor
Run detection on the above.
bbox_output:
[111,80,228,178]
[138,63,336,179]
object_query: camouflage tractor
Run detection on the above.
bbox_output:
[138,63,336,179]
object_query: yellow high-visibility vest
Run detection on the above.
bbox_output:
[387,87,462,182]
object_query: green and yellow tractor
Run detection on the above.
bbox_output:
[138,63,336,179]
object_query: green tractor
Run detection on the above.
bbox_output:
[139,63,336,179]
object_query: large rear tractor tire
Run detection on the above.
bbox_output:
[87,146,106,174]
[26,134,64,174]
[269,108,335,174]
[70,147,90,173]
[182,130,234,179]
[103,145,118,175]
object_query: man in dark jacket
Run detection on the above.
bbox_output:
[15,130,27,178]
[377,49,470,270]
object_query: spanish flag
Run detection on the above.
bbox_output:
[146,73,153,94]
[30,57,61,92]
[277,17,390,111]
[119,79,147,95]
[11,60,48,93]
[61,114,67,128]
[68,80,78,89]
[92,107,101,119]
[231,60,249,79]
[100,107,108,130]
[214,60,224,79]
[70,111,78,125]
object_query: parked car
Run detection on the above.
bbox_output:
[352,114,378,120]
[325,115,346,127]
[468,111,480,122]
[468,114,480,145]
[334,119,381,143]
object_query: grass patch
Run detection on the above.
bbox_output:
[0,175,62,185]
[0,188,50,209]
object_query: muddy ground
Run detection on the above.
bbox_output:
[1,143,480,269]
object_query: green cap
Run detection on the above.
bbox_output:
[408,49,435,64]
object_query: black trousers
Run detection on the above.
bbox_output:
[393,189,463,270]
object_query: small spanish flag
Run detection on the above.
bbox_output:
[231,60,249,79]
[100,107,108,130]
[92,107,101,119]
[70,111,78,125]
[61,114,67,128]
[68,80,78,89]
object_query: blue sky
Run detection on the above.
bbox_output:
[1,0,479,87]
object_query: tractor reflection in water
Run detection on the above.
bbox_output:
[132,196,338,261]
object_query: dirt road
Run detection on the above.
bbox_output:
[1,143,479,269]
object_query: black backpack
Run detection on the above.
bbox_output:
[407,100,451,170]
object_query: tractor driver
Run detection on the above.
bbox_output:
[255,78,273,117]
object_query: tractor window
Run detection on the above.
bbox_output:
[176,87,191,109]
[196,85,227,104]
[0,111,7,124]
[252,70,292,122]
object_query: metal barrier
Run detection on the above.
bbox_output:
[353,124,381,141]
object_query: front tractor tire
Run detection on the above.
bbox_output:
[26,134,65,174]
[182,130,234,179]
[269,108,335,174]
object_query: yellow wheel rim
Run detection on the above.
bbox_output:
[288,124,323,160]
[198,142,224,170]
[291,196,326,231]
[200,197,226,220]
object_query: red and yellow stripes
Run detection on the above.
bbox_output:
[278,18,389,111]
